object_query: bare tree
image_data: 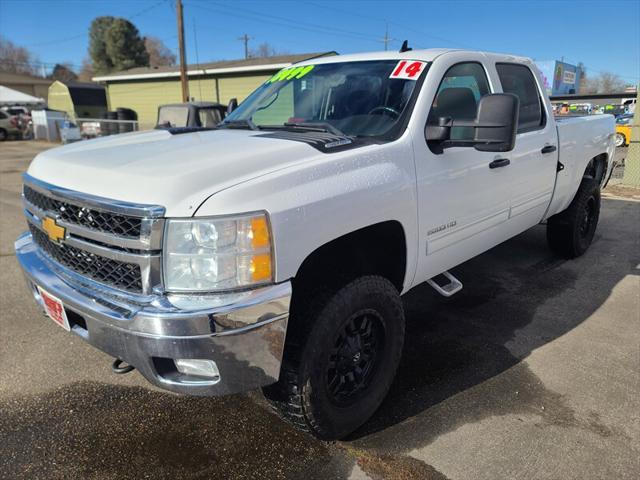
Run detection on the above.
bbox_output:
[582,71,628,94]
[144,36,176,67]
[248,42,288,58]
[78,57,95,82]
[0,35,39,75]
[598,72,628,92]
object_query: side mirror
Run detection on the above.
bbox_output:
[227,98,238,114]
[473,93,519,152]
[425,93,519,153]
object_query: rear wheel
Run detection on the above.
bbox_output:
[263,275,405,440]
[547,177,600,258]
[0,128,7,141]
[615,133,626,147]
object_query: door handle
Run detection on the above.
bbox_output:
[489,158,510,169]
[541,145,557,154]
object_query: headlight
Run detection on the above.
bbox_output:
[163,212,273,292]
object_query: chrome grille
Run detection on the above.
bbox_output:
[29,224,143,292]
[22,174,165,295]
[24,185,142,238]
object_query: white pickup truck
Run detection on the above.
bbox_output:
[16,48,615,440]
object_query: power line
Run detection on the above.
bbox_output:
[22,0,167,48]
[0,59,83,69]
[24,33,88,48]
[303,0,470,49]
[189,1,389,46]
[302,1,638,81]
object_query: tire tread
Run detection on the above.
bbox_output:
[263,276,404,439]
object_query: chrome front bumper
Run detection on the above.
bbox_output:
[15,231,291,396]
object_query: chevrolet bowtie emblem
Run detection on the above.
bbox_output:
[42,217,66,243]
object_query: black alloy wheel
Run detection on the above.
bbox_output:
[327,310,385,406]
[579,196,597,239]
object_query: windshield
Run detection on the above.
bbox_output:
[223,60,428,138]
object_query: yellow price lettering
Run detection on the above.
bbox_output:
[269,65,315,83]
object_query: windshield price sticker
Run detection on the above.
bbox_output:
[390,60,426,80]
[269,65,315,83]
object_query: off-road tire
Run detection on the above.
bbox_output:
[547,177,600,258]
[263,275,405,440]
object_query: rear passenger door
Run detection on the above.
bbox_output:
[494,62,558,227]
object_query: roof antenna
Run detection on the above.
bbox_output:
[399,40,412,53]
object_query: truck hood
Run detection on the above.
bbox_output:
[27,129,318,216]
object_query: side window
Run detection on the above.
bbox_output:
[428,62,490,140]
[0,112,7,120]
[496,63,544,133]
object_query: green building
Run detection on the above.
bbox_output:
[47,81,108,119]
[92,52,336,130]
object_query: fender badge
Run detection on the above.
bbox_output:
[42,217,66,243]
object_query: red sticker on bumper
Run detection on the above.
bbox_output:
[38,287,70,331]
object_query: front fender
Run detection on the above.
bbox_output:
[194,139,419,293]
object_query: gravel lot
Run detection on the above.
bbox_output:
[1,141,638,480]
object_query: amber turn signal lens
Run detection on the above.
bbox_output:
[251,217,270,249]
[250,254,272,282]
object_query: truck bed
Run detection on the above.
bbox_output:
[545,114,616,219]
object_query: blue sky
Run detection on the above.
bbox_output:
[1,0,638,83]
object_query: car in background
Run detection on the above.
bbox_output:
[568,103,592,115]
[80,120,102,138]
[603,104,627,118]
[2,106,30,116]
[615,114,633,147]
[156,102,227,129]
[0,110,21,140]
[59,120,82,144]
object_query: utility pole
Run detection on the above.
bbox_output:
[380,24,393,51]
[176,0,189,102]
[238,33,251,59]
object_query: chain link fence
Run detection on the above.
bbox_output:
[621,91,640,187]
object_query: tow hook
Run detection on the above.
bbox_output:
[111,358,135,374]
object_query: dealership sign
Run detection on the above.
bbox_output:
[535,60,582,95]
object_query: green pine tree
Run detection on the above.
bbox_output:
[88,16,149,74]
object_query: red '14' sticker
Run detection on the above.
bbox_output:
[390,60,426,80]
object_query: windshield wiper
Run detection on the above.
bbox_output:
[219,118,258,131]
[284,122,346,136]
[260,122,347,137]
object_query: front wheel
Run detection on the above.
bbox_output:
[547,177,601,258]
[263,276,405,440]
[615,133,626,147]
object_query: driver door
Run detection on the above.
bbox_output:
[412,59,514,282]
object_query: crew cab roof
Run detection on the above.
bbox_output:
[294,48,534,66]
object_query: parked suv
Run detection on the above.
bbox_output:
[0,110,21,140]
